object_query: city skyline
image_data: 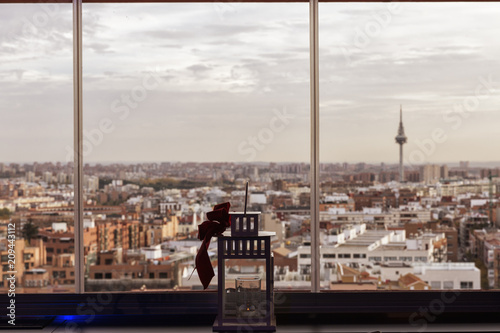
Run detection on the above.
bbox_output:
[4,160,500,168]
[1,3,500,164]
[1,151,498,293]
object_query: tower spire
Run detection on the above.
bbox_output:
[397,105,406,137]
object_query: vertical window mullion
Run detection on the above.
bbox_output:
[73,0,84,294]
[310,0,320,293]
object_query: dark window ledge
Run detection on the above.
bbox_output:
[3,290,500,321]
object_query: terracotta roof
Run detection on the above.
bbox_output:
[273,247,292,258]
[399,273,427,288]
[338,264,361,276]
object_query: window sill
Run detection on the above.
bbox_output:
[5,290,500,317]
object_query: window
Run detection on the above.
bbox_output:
[1,1,499,298]
[323,254,336,259]
[81,2,309,292]
[319,1,500,292]
[443,281,454,289]
[0,3,73,294]
[431,281,441,289]
[460,281,473,289]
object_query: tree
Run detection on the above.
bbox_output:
[0,208,11,220]
[22,219,39,246]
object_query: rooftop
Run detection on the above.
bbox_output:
[378,244,407,251]
[339,230,393,248]
[413,262,479,271]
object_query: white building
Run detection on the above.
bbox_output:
[52,222,68,233]
[373,262,480,290]
[141,245,162,260]
[413,262,480,290]
[297,224,446,282]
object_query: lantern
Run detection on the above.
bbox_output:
[213,212,276,332]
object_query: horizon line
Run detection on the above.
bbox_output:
[2,160,500,167]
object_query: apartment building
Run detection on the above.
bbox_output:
[471,229,500,288]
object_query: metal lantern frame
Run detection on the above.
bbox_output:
[213,212,276,332]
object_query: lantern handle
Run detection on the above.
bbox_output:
[244,181,249,217]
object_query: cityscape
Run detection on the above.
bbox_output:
[1,154,500,293]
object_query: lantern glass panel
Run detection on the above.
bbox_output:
[236,276,262,318]
[223,259,267,321]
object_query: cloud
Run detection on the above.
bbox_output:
[187,64,213,75]
[137,30,195,40]
[2,3,500,163]
[159,44,183,49]
[204,23,272,36]
[87,42,113,54]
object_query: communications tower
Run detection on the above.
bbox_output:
[395,105,407,182]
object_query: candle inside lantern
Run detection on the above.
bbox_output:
[235,276,261,318]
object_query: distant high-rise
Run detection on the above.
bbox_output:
[395,105,407,182]
[420,164,444,184]
[43,171,53,184]
[26,171,35,183]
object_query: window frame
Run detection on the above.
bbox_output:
[0,0,499,320]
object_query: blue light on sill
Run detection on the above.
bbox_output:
[59,315,78,321]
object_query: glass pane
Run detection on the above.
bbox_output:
[0,4,73,293]
[82,3,310,292]
[319,2,500,291]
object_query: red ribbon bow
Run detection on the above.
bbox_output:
[195,202,231,289]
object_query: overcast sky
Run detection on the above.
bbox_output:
[1,3,500,165]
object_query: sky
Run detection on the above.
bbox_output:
[1,3,500,165]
